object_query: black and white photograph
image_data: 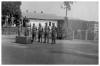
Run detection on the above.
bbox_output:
[1,0,99,64]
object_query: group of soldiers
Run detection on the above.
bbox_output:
[31,23,57,44]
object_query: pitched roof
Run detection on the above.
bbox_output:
[22,12,64,20]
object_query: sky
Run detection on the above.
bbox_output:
[21,1,98,21]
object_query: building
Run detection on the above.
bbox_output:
[22,12,98,40]
[68,19,98,40]
[22,12,65,39]
[22,12,64,29]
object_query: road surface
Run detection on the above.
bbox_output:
[2,35,98,64]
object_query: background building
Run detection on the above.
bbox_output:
[22,12,64,29]
[2,12,98,40]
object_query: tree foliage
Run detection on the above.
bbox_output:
[63,1,73,11]
[61,1,73,39]
[2,1,22,19]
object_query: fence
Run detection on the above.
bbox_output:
[2,27,18,35]
[73,29,98,40]
[2,27,98,40]
[2,27,26,35]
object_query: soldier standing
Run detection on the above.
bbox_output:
[32,24,37,42]
[44,23,50,43]
[17,19,21,36]
[51,23,57,44]
[38,23,43,43]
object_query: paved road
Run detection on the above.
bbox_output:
[2,35,98,64]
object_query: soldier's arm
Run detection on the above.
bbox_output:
[56,27,58,32]
[37,27,39,31]
[42,28,43,32]
[36,27,37,30]
[55,27,57,34]
[48,27,50,31]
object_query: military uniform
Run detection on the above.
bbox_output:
[32,25,37,42]
[44,25,50,43]
[38,24,43,42]
[51,25,57,44]
[17,20,21,36]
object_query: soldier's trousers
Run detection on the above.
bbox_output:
[44,33,49,43]
[38,33,42,42]
[32,33,36,41]
[51,33,56,44]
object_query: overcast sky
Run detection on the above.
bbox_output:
[21,1,98,21]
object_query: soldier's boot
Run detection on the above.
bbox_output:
[44,35,46,43]
[46,38,48,43]
[47,38,49,43]
[32,36,34,42]
[44,38,46,43]
[34,37,36,42]
[41,37,42,43]
[31,39,33,43]
[40,38,41,43]
[45,37,47,43]
[38,38,40,42]
[34,36,36,41]
[47,35,49,43]
[51,39,53,44]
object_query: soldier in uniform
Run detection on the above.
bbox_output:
[51,23,57,44]
[17,19,21,36]
[24,22,30,36]
[32,24,37,42]
[38,23,43,43]
[44,23,50,43]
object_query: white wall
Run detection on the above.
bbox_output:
[29,19,57,29]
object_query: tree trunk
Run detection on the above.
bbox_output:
[63,17,68,39]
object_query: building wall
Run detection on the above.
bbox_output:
[62,19,99,40]
[29,19,58,29]
[94,23,98,32]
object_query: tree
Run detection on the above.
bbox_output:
[62,1,73,16]
[61,1,73,26]
[2,1,22,26]
[61,1,73,39]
